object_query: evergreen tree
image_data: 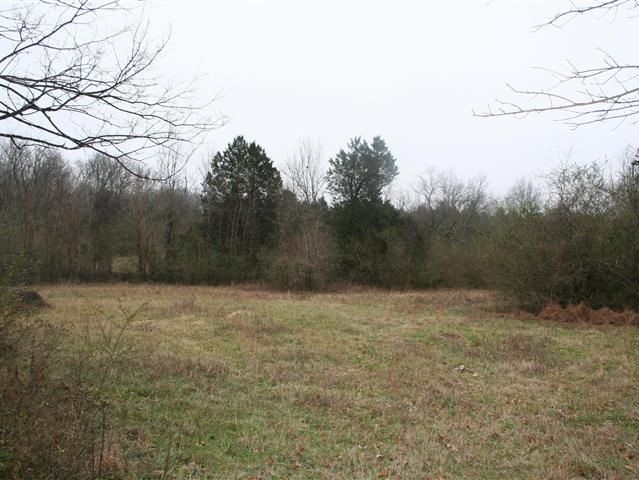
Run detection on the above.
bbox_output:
[326,137,401,284]
[201,136,282,280]
[326,136,398,205]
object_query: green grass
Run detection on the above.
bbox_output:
[37,284,639,479]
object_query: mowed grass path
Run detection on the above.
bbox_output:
[39,284,639,479]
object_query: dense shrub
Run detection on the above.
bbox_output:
[492,160,639,311]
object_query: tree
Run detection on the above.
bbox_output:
[201,136,282,280]
[150,153,203,281]
[477,1,639,128]
[408,169,491,287]
[284,138,326,205]
[326,136,401,284]
[80,153,132,275]
[125,168,157,278]
[0,0,222,176]
[413,169,489,243]
[271,139,333,289]
[327,136,398,204]
[0,142,75,280]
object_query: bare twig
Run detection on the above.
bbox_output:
[478,1,639,128]
[0,1,225,179]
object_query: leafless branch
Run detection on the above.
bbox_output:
[0,0,225,179]
[284,138,326,204]
[536,0,638,29]
[478,1,639,128]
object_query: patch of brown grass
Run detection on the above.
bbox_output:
[138,353,230,382]
[495,333,560,375]
[438,332,468,349]
[167,296,204,315]
[219,310,291,338]
[290,386,352,414]
[498,333,554,361]
[539,303,639,325]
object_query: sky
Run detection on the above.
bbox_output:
[139,0,637,194]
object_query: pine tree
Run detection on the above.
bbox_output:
[326,136,398,205]
[201,136,282,280]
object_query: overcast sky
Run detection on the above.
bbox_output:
[142,1,636,194]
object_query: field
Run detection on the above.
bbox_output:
[29,284,639,478]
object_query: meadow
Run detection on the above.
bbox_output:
[16,284,639,479]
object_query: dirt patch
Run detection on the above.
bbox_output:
[11,288,49,308]
[538,303,639,326]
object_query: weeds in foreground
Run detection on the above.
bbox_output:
[0,288,142,479]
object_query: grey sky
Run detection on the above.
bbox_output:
[143,1,637,194]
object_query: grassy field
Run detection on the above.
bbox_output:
[33,284,639,479]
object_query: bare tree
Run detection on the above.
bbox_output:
[125,168,156,277]
[0,142,69,255]
[477,1,639,128]
[273,189,334,290]
[0,0,223,177]
[284,138,326,204]
[79,153,132,274]
[503,178,543,216]
[414,168,488,241]
[273,139,333,289]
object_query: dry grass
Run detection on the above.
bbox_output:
[22,283,639,479]
[539,302,639,325]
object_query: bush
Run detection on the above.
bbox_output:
[492,161,639,311]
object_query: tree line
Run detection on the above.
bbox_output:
[1,138,638,311]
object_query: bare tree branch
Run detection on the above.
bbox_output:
[536,0,637,29]
[0,0,225,179]
[477,1,639,128]
[284,138,326,204]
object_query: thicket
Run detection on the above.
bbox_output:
[1,139,638,311]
